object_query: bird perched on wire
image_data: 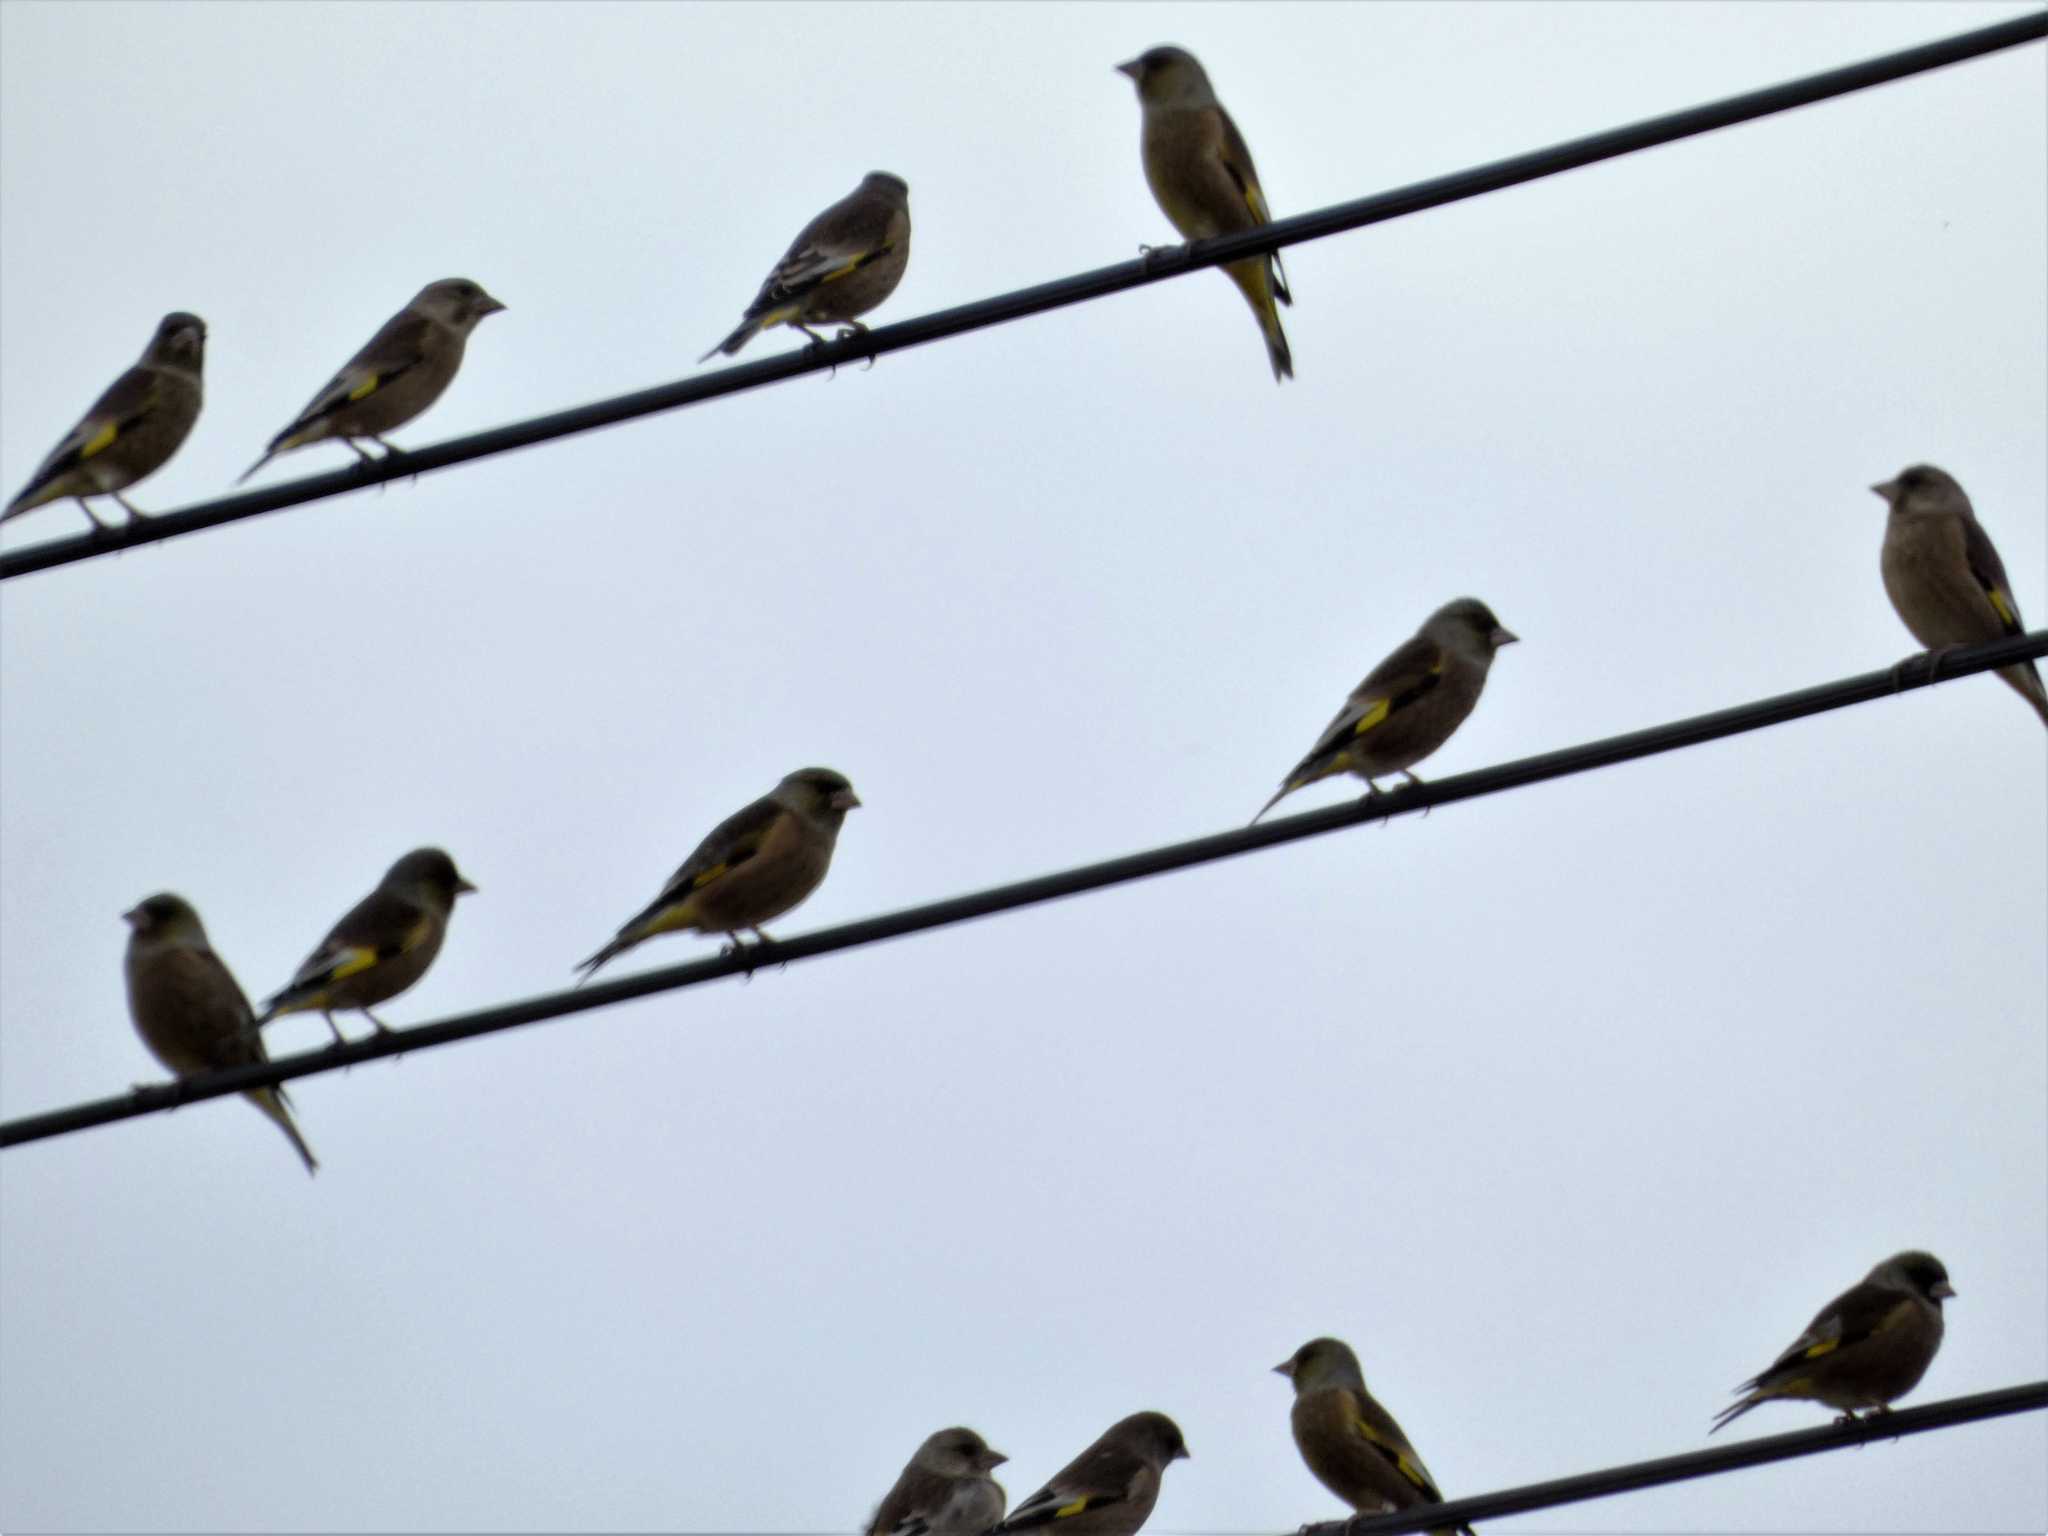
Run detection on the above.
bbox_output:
[699,173,911,360]
[865,1426,1008,1536]
[992,1411,1188,1536]
[237,278,505,483]
[4,312,206,530]
[258,848,476,1044]
[122,893,318,1176]
[1275,1337,1471,1536]
[1253,597,1517,822]
[1873,464,2047,728]
[575,767,861,981]
[1117,46,1293,382]
[1712,1250,1955,1433]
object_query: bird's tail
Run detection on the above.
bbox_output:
[1225,257,1293,382]
[699,315,764,363]
[2002,662,2048,729]
[573,931,636,986]
[247,1086,319,1176]
[1249,780,1299,825]
[235,450,277,486]
[1709,1386,1769,1434]
[2,482,57,522]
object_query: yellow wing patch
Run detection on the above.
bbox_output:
[1053,1499,1091,1519]
[347,374,382,402]
[1989,588,2018,627]
[690,862,730,889]
[1352,698,1393,735]
[1354,1418,1429,1491]
[323,946,381,983]
[818,255,870,285]
[1801,1338,1840,1359]
[81,422,120,458]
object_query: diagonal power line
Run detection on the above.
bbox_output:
[2,8,2041,582]
[3,630,2042,1151]
[1305,1381,2048,1536]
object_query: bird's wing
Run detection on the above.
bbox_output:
[1000,1445,1141,1529]
[1214,107,1288,300]
[1348,1391,1445,1503]
[1291,634,1447,773]
[287,888,433,990]
[1960,516,2027,634]
[26,366,162,485]
[277,310,435,441]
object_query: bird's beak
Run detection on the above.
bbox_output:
[832,788,862,811]
[982,1451,1009,1471]
[456,876,479,895]
[482,296,508,315]
[1870,479,1899,503]
[1492,626,1520,647]
[1175,1443,1191,1461]
[1272,1360,1294,1378]
[1933,1280,1957,1299]
[120,906,144,929]
[1116,57,1142,79]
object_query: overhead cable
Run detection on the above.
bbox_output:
[3,630,2041,1150]
[2,9,2041,582]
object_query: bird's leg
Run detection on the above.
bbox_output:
[1400,769,1431,819]
[795,323,841,379]
[111,491,149,522]
[1926,643,1968,682]
[362,1008,393,1034]
[75,497,112,531]
[1359,779,1395,826]
[345,438,379,464]
[321,1012,349,1048]
[750,925,791,970]
[719,931,759,981]
[834,320,878,370]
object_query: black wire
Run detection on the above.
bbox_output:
[1306,1381,2048,1536]
[3,9,2041,582]
[3,630,2041,1151]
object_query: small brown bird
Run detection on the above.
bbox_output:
[700,172,911,360]
[259,848,476,1044]
[993,1412,1188,1536]
[866,1426,1008,1536]
[1275,1337,1470,1535]
[1712,1251,1954,1433]
[123,893,317,1176]
[1874,464,2047,727]
[1254,598,1517,822]
[1118,46,1293,382]
[576,767,861,980]
[4,312,206,529]
[238,278,505,482]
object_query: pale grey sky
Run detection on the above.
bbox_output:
[2,3,2043,1533]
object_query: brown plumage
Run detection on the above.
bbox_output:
[1254,597,1517,822]
[1275,1337,1470,1535]
[1118,46,1293,381]
[993,1412,1188,1536]
[576,767,860,980]
[259,848,476,1043]
[238,277,505,482]
[1713,1251,1954,1433]
[1875,464,2047,727]
[123,893,317,1176]
[701,173,911,360]
[5,312,206,529]
[866,1426,1007,1536]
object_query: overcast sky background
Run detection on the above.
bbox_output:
[1,3,2043,1532]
